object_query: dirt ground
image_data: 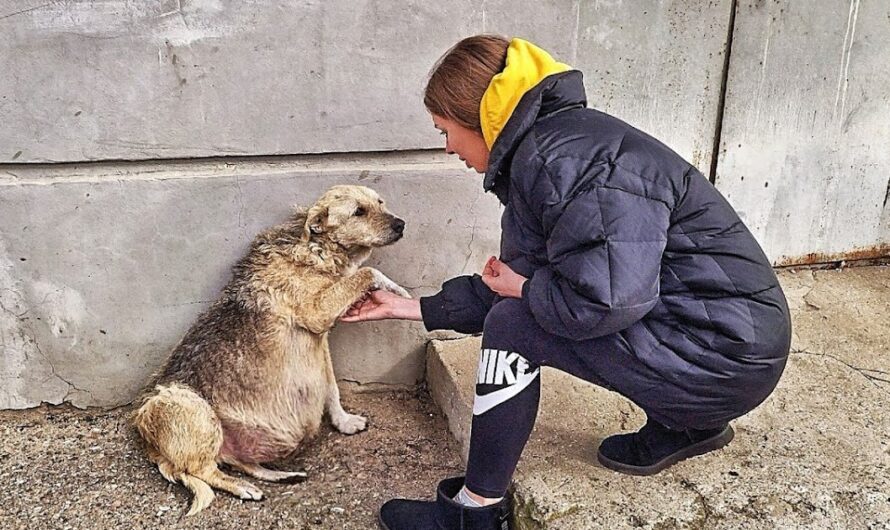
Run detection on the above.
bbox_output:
[0,386,463,529]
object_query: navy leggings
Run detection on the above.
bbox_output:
[462,298,609,497]
[463,298,668,498]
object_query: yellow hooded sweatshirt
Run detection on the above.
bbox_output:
[479,38,572,150]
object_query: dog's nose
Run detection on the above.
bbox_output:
[391,218,405,234]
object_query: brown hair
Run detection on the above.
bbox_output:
[424,35,510,132]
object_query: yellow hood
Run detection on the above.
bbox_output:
[479,38,572,150]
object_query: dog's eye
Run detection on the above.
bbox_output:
[354,207,367,217]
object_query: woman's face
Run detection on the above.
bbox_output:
[431,114,490,174]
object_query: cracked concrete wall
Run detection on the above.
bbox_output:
[0,154,502,408]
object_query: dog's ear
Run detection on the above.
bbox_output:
[304,204,328,239]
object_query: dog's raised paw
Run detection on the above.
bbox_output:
[391,285,412,298]
[334,413,368,435]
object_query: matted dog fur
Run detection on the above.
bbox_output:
[132,185,409,515]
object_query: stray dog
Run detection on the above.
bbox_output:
[132,185,410,515]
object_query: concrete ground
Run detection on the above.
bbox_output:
[428,266,890,529]
[1,267,887,529]
[0,387,463,529]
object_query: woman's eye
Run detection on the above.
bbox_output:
[354,207,367,217]
[439,131,447,136]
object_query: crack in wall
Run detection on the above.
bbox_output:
[399,283,438,291]
[26,322,94,402]
[233,176,246,235]
[1,283,92,406]
[460,191,484,274]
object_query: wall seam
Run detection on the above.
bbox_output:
[709,0,738,185]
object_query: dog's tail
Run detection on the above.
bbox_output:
[180,473,215,516]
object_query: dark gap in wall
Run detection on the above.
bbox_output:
[0,148,446,171]
[709,0,738,185]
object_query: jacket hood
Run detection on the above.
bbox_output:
[479,38,571,150]
[480,42,587,198]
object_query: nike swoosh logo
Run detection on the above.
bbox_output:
[473,368,540,415]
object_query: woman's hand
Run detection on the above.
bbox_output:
[340,289,422,322]
[481,256,527,299]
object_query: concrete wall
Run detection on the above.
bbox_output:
[715,0,890,264]
[1,1,888,408]
[0,154,502,408]
[0,0,727,167]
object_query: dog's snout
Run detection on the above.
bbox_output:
[391,218,405,234]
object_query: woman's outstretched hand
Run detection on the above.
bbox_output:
[340,289,422,322]
[481,256,527,299]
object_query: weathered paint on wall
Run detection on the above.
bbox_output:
[715,0,890,265]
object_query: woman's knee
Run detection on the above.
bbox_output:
[483,299,533,340]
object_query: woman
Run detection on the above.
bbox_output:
[342,35,791,530]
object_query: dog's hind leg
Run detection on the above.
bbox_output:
[221,456,308,483]
[133,383,263,515]
[157,459,178,483]
[194,465,264,500]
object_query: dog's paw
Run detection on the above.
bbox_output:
[234,481,264,501]
[369,269,411,299]
[388,283,412,299]
[333,413,368,435]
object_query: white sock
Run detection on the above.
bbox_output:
[454,486,502,507]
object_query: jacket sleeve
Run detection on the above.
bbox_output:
[524,170,670,341]
[419,274,497,334]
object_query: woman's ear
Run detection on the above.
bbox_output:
[304,204,328,239]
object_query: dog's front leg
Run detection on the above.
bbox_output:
[300,268,378,334]
[301,267,412,333]
[323,346,367,435]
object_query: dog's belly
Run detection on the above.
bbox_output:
[217,383,326,463]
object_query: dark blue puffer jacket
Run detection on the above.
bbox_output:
[420,70,791,418]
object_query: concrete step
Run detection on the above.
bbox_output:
[426,267,890,529]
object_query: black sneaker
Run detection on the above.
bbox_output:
[378,476,512,530]
[597,418,734,476]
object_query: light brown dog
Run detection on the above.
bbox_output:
[132,185,409,515]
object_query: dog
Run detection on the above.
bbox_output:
[132,185,410,515]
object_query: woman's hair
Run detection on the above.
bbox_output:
[424,35,510,132]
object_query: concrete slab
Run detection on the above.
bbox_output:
[715,1,890,264]
[2,0,731,169]
[0,152,502,409]
[427,266,890,529]
[0,0,478,162]
[572,0,732,172]
[478,0,732,172]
